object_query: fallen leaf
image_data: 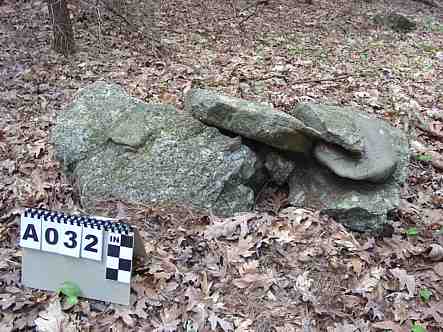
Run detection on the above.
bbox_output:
[275,323,296,332]
[151,304,181,332]
[331,322,358,332]
[235,319,253,331]
[113,304,135,328]
[295,271,314,302]
[204,213,253,240]
[372,321,408,332]
[421,302,443,323]
[365,300,385,320]
[159,91,177,105]
[232,271,275,291]
[393,295,408,323]
[350,257,363,276]
[35,300,76,332]
[428,121,443,139]
[428,151,443,170]
[428,244,443,261]
[390,268,416,297]
[279,207,312,225]
[208,311,234,332]
[227,237,255,262]
[433,262,443,276]
[29,139,46,158]
[352,267,384,294]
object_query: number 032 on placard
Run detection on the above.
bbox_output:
[20,216,103,261]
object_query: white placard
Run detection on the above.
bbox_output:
[41,222,82,258]
[80,226,103,261]
[20,215,42,250]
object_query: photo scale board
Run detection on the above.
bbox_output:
[20,208,146,305]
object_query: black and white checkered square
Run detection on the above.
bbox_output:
[105,232,134,283]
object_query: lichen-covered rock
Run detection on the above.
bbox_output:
[314,113,401,183]
[185,89,319,153]
[290,103,365,155]
[288,127,409,233]
[288,157,398,232]
[51,82,263,216]
[292,103,405,183]
[287,105,409,232]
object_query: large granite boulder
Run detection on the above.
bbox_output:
[292,104,399,183]
[185,89,319,153]
[51,82,263,216]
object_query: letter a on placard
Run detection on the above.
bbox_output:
[20,216,42,250]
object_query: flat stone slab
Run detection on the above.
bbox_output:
[290,103,365,155]
[314,113,399,183]
[292,103,402,183]
[51,82,263,216]
[185,89,319,153]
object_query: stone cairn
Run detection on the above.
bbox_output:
[52,82,409,233]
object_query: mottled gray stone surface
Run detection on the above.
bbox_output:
[314,113,399,183]
[52,83,410,233]
[287,122,409,233]
[52,82,263,216]
[264,150,295,186]
[288,158,398,232]
[185,89,319,153]
[290,103,365,155]
[292,103,404,183]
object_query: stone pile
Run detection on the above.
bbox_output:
[52,82,409,232]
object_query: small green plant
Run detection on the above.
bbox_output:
[411,322,427,332]
[419,288,432,303]
[360,51,369,61]
[416,154,433,162]
[406,227,418,237]
[57,281,81,305]
[437,227,443,235]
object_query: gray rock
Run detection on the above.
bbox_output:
[292,103,403,183]
[287,127,409,232]
[314,112,399,183]
[288,158,394,232]
[290,103,365,155]
[185,89,319,153]
[264,150,295,185]
[51,82,263,216]
[373,13,417,33]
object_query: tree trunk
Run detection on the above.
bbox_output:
[47,0,75,55]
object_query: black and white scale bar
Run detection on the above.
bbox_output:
[105,232,134,284]
[23,208,133,234]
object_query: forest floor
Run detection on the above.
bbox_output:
[0,0,443,331]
